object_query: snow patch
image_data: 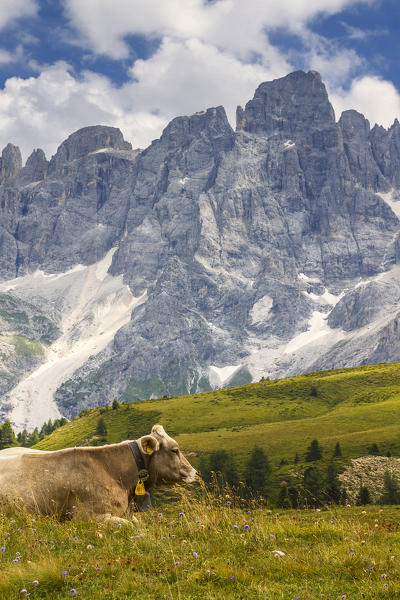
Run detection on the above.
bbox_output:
[283,140,295,149]
[4,248,142,432]
[377,190,400,220]
[298,272,321,283]
[285,311,339,354]
[209,364,241,387]
[250,295,273,324]
[179,177,189,185]
[303,289,343,306]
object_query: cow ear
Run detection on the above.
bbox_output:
[139,435,159,454]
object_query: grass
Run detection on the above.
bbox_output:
[0,488,400,599]
[38,363,400,471]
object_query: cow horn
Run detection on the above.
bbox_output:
[151,424,167,438]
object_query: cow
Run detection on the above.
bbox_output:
[0,424,196,524]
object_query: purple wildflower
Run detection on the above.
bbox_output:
[174,561,180,566]
[32,580,39,585]
[231,576,235,581]
[157,513,163,518]
[350,548,354,552]
[226,500,232,506]
[193,552,198,558]
[179,512,185,518]
[69,590,77,596]
[381,574,388,579]
[243,524,250,530]
[73,537,79,542]
[62,571,68,577]
[232,525,239,530]
[0,547,5,552]
[20,590,27,594]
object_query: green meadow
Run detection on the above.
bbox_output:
[3,362,400,598]
[0,492,399,599]
[36,362,400,472]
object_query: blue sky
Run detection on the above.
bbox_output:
[1,0,400,160]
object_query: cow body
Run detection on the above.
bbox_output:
[0,425,196,523]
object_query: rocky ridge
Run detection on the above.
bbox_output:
[2,70,400,428]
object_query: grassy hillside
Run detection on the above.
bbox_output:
[36,362,400,471]
[1,497,399,599]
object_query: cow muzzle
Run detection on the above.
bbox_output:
[183,468,197,484]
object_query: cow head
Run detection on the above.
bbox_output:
[138,425,197,485]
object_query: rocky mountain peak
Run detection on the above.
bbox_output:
[3,70,400,426]
[0,143,22,184]
[48,125,132,174]
[159,106,234,152]
[236,70,335,136]
[19,148,48,184]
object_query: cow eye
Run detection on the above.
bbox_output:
[171,448,179,454]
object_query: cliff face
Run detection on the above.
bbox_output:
[2,70,400,427]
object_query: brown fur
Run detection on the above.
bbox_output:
[0,425,196,524]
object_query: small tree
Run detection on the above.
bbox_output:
[17,429,28,446]
[294,452,299,464]
[277,484,292,508]
[324,462,341,504]
[96,417,108,438]
[333,442,342,457]
[368,443,380,455]
[380,470,400,505]
[112,399,120,410]
[288,486,299,509]
[356,485,371,506]
[310,385,318,397]
[305,439,323,462]
[208,450,239,489]
[0,420,17,449]
[244,445,272,497]
[303,466,323,507]
[198,455,210,483]
[27,428,40,447]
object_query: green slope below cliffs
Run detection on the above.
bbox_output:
[35,362,400,470]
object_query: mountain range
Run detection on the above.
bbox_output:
[1,69,400,430]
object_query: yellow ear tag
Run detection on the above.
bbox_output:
[135,479,146,496]
[146,446,153,453]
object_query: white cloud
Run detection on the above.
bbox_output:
[64,0,376,60]
[0,38,287,161]
[331,76,400,127]
[0,45,25,65]
[127,37,288,124]
[0,0,37,30]
[0,63,119,160]
[299,32,364,88]
[0,49,14,64]
[1,0,397,166]
[340,21,388,41]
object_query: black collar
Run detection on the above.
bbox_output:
[128,440,146,473]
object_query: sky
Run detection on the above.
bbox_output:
[0,0,400,161]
